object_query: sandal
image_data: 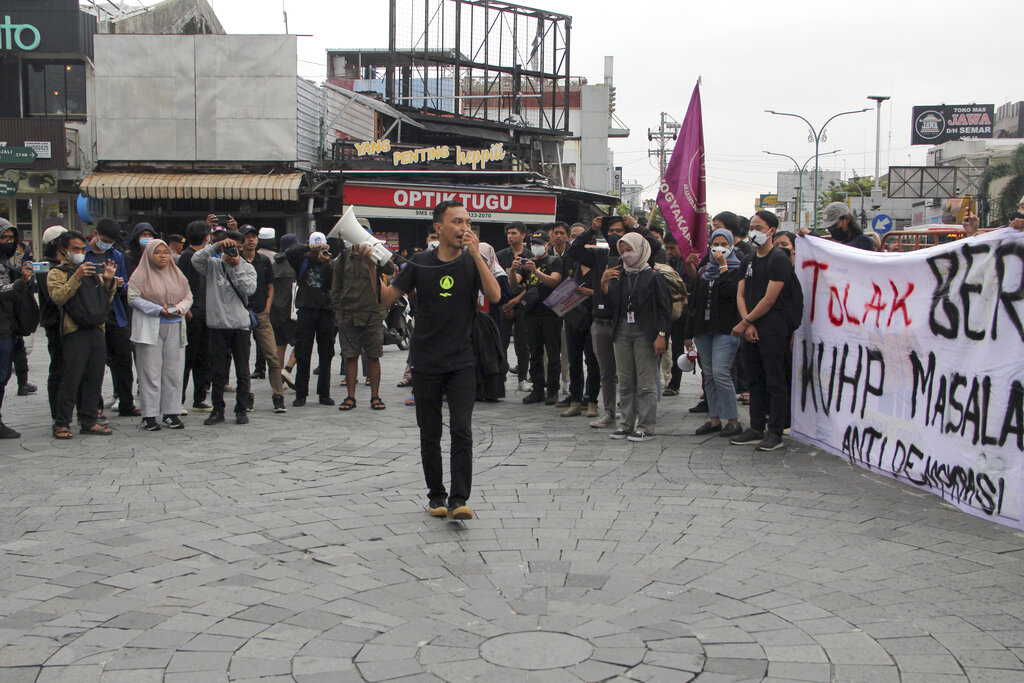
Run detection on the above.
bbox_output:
[370,396,386,410]
[396,378,412,388]
[338,396,357,411]
[404,396,416,407]
[80,423,112,436]
[53,425,73,440]
[662,388,678,397]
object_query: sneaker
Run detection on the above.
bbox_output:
[104,394,118,409]
[586,402,599,418]
[293,397,306,407]
[522,391,545,405]
[250,370,266,379]
[246,392,255,412]
[509,364,520,375]
[141,417,161,432]
[627,430,655,442]
[179,404,189,416]
[272,394,287,413]
[694,421,722,436]
[162,415,185,430]
[729,428,764,445]
[235,411,249,425]
[610,428,631,440]
[544,394,558,406]
[203,411,225,426]
[319,396,335,406]
[449,503,474,520]
[517,380,533,393]
[0,422,21,439]
[756,433,785,451]
[17,383,37,396]
[427,498,448,517]
[312,366,320,375]
[281,367,295,390]
[688,399,709,413]
[192,399,213,412]
[590,413,615,428]
[719,423,743,439]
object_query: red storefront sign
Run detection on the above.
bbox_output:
[343,182,557,223]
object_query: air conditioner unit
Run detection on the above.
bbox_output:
[65,128,80,170]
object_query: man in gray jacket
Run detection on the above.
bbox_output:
[192,230,258,425]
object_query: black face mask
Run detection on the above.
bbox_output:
[0,241,17,258]
[606,233,621,253]
[777,247,792,259]
[827,225,845,242]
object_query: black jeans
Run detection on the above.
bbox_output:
[183,313,211,405]
[12,336,28,386]
[105,322,135,411]
[740,314,790,436]
[525,313,561,396]
[564,318,600,403]
[55,327,106,429]
[44,325,63,420]
[500,304,529,380]
[667,317,688,391]
[412,365,475,505]
[209,327,251,414]
[294,308,335,400]
[0,336,11,421]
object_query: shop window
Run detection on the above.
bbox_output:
[22,61,86,119]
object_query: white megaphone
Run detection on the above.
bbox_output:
[328,207,394,266]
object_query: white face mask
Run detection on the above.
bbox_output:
[749,230,769,248]
[428,240,440,250]
[68,252,85,265]
[530,244,547,258]
[711,246,730,257]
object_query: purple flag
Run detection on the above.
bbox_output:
[657,81,706,261]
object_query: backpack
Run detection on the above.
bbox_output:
[8,278,39,337]
[653,263,688,321]
[783,270,804,331]
[57,265,109,329]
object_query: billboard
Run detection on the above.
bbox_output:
[911,104,994,145]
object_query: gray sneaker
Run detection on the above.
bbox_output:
[756,433,785,452]
[729,428,764,445]
[589,413,615,428]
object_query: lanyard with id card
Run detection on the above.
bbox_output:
[626,272,638,324]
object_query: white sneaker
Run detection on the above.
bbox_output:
[179,404,189,416]
[517,380,533,392]
[104,395,118,409]
[589,413,615,428]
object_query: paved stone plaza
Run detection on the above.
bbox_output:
[1,338,1023,682]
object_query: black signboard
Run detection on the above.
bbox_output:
[911,104,995,145]
[0,0,97,58]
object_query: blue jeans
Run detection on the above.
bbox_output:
[693,333,740,421]
[0,336,12,420]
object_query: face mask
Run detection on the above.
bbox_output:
[530,244,547,258]
[0,242,16,257]
[68,252,85,265]
[827,225,844,241]
[710,246,730,258]
[138,238,152,248]
[749,230,768,248]
[94,238,114,252]
[428,240,439,251]
[620,251,642,268]
[606,233,621,252]
[778,247,792,259]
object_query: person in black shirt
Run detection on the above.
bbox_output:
[559,223,600,417]
[377,200,500,521]
[495,221,531,389]
[241,225,286,413]
[730,210,794,452]
[512,229,564,405]
[816,202,877,251]
[177,220,212,413]
[286,233,336,407]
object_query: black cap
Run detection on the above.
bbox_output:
[240,224,259,237]
[530,230,550,244]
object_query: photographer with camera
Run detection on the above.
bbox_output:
[511,229,564,405]
[192,230,257,425]
[285,232,336,407]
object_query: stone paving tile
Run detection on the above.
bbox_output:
[1,348,1024,680]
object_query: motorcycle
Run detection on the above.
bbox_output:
[383,294,413,350]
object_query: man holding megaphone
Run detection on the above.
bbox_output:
[362,200,500,521]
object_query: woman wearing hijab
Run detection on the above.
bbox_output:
[683,228,744,438]
[127,239,193,431]
[600,232,671,442]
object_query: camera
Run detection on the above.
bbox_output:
[213,213,230,226]
[31,261,50,274]
[222,245,239,257]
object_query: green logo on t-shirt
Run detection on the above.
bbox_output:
[440,275,454,290]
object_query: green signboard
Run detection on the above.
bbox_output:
[0,146,37,164]
[0,179,15,196]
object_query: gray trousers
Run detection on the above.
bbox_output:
[591,319,617,418]
[614,324,658,434]
[135,323,185,419]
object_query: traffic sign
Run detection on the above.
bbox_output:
[0,179,15,196]
[0,146,37,164]
[872,213,893,235]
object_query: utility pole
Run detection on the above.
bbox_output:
[648,113,680,182]
[867,95,890,210]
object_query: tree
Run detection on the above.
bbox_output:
[979,143,1024,224]
[816,176,881,214]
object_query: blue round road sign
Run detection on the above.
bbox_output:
[871,213,893,235]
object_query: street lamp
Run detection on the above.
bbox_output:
[763,149,840,231]
[867,95,890,209]
[765,107,871,229]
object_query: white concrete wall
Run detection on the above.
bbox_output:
[579,84,611,194]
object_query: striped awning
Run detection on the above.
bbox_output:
[80,173,304,202]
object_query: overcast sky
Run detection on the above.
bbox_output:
[122,0,1018,215]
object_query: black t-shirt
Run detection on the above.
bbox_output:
[495,246,525,270]
[742,247,793,322]
[393,250,481,373]
[519,254,564,316]
[244,251,274,312]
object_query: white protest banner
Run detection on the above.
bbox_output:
[792,228,1024,528]
[543,277,589,317]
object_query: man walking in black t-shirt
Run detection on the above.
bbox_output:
[374,200,500,520]
[729,210,793,452]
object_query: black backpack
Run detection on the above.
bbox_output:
[6,270,39,337]
[57,264,109,329]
